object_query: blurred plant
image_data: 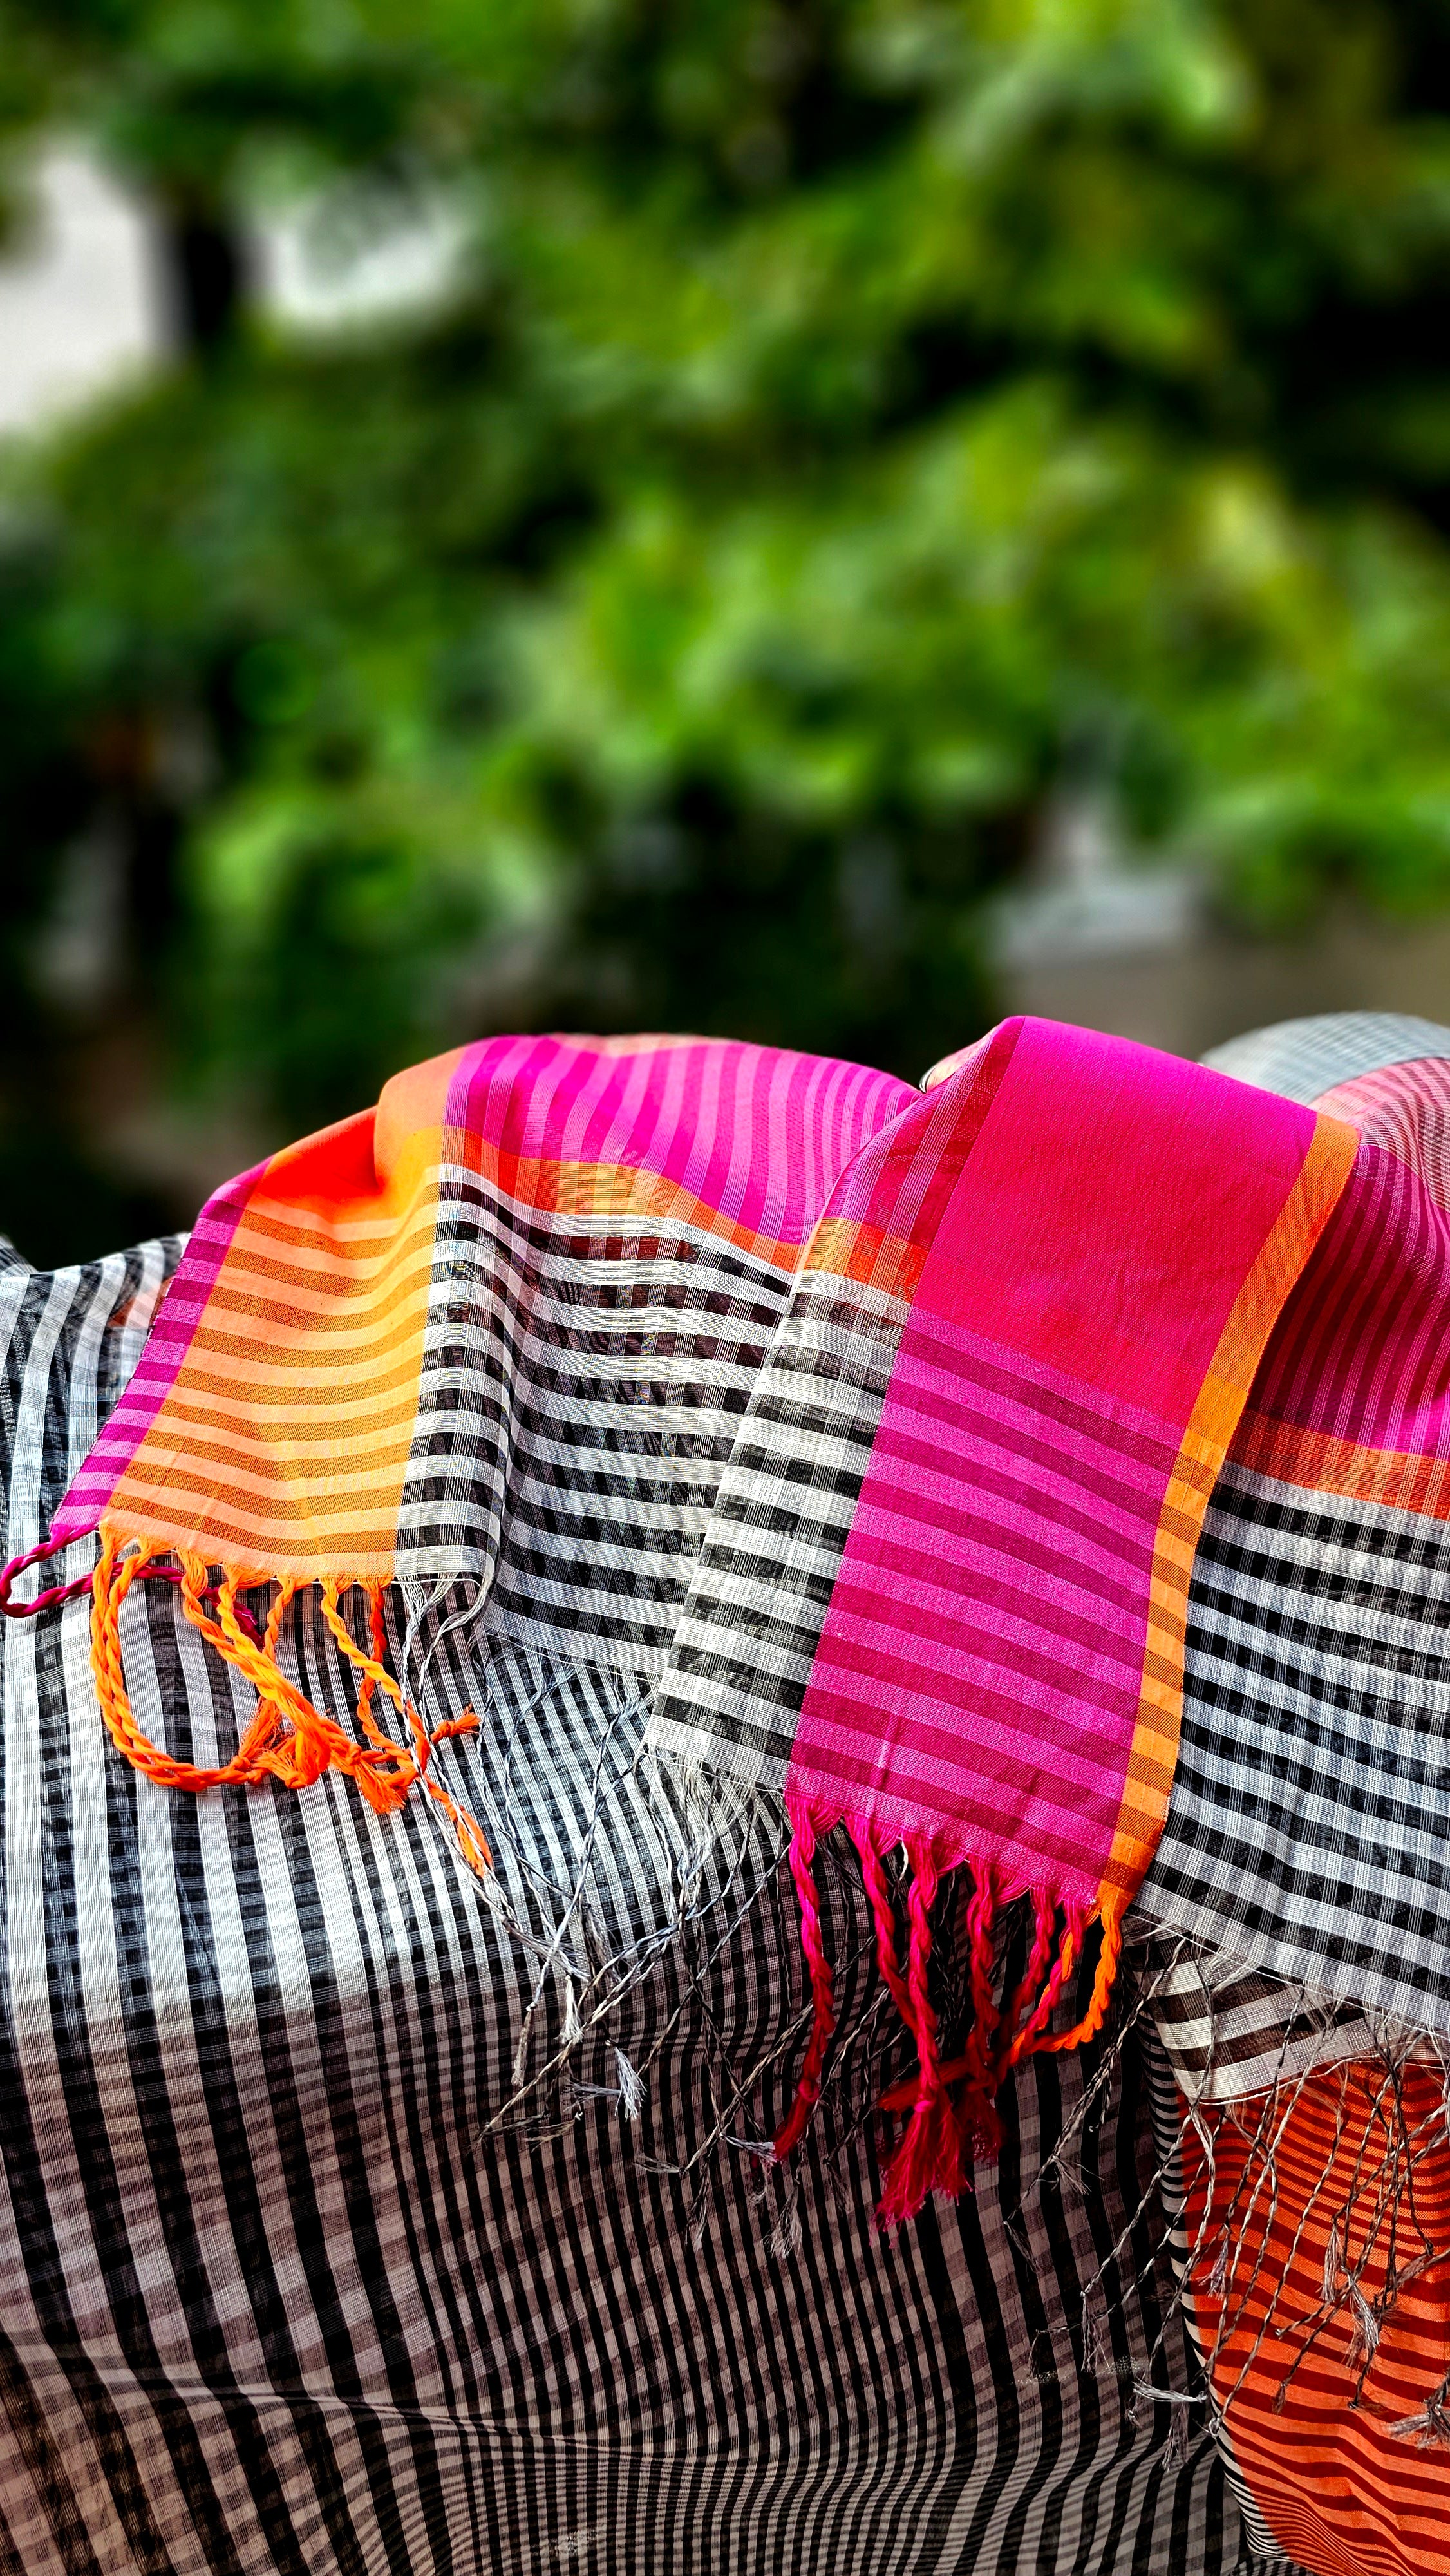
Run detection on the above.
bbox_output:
[6,0,1450,1253]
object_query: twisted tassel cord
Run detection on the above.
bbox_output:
[3,1533,258,1629]
[992,1886,1060,2076]
[318,1578,489,1873]
[1,1531,95,1618]
[854,1830,913,2025]
[87,1532,489,1876]
[878,1884,1095,2113]
[1004,1893,1089,2068]
[955,1861,1003,2158]
[876,1849,966,2224]
[1040,1890,1125,2054]
[91,1536,288,1792]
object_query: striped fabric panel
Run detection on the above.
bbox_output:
[648,1275,909,1785]
[655,1017,1348,1943]
[1140,1019,1450,2047]
[1235,1140,1450,1481]
[1180,2058,1450,2576]
[0,1236,1266,2576]
[1313,1057,1450,1212]
[440,1033,909,1260]
[53,1039,912,1581]
[395,1167,798,1662]
[1142,2032,1303,2576]
[51,1171,263,1540]
[787,1318,1186,1889]
[53,1048,459,1568]
[646,1041,1019,1785]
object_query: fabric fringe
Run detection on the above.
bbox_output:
[772,1799,1127,2226]
[7,1529,1129,2201]
[72,1529,492,1877]
[770,1796,837,2161]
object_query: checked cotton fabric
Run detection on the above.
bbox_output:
[45,1023,1355,2230]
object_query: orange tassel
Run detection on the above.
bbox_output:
[90,1533,490,1876]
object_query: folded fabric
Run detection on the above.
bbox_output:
[0,1233,1239,2576]
[1144,1021,1450,2035]
[15,1015,1353,2224]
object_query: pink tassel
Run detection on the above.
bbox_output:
[782,1814,1113,2224]
[772,1797,837,2163]
[854,1828,913,2023]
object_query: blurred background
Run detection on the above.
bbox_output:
[7,0,1450,1263]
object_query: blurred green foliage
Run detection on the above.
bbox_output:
[7,0,1450,1253]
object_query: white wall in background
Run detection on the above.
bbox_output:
[0,147,160,434]
[0,141,469,439]
[259,183,467,332]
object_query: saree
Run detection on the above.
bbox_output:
[3,1008,1450,2576]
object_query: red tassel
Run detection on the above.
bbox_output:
[954,1861,1003,2161]
[1008,1897,1089,2065]
[995,1886,1059,2076]
[772,1797,837,2163]
[876,1850,966,2226]
[780,1812,1125,2224]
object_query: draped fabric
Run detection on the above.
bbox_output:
[6,1009,1450,2573]
[43,1018,1353,2216]
[1142,1016,1450,2576]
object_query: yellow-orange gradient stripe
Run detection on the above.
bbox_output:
[445,1144,811,1276]
[1102,1113,1358,1904]
[1183,2061,1450,2576]
[102,1053,461,1577]
[802,1217,926,1305]
[1230,1408,1450,1522]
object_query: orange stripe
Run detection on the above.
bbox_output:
[154,1368,425,1420]
[104,1103,444,1575]
[1230,1408,1450,1522]
[95,1057,831,1573]
[804,1217,925,1302]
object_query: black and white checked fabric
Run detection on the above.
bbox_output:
[1143,1462,1450,2029]
[649,1271,907,1790]
[1144,1013,1450,2040]
[0,1235,1264,2574]
[1139,1931,1385,2107]
[404,1170,797,1668]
